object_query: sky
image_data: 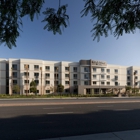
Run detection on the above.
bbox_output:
[1,0,140,66]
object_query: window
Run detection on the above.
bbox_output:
[54,81,59,85]
[127,82,130,86]
[101,68,104,72]
[12,72,17,78]
[107,75,110,79]
[107,82,110,85]
[73,74,77,79]
[24,64,29,70]
[13,80,17,85]
[65,89,69,93]
[115,69,118,74]
[65,81,69,85]
[46,80,50,85]
[93,81,96,85]
[73,81,77,85]
[73,67,77,72]
[84,74,89,79]
[135,82,138,86]
[65,67,69,71]
[24,72,29,77]
[46,73,50,78]
[101,82,104,85]
[45,66,50,71]
[37,90,39,93]
[127,70,130,75]
[93,75,96,79]
[115,82,118,86]
[34,73,39,77]
[35,80,39,85]
[115,76,118,80]
[12,64,17,70]
[135,76,138,79]
[84,81,89,85]
[24,90,29,93]
[93,68,96,72]
[127,76,130,80]
[54,67,59,72]
[101,75,104,79]
[46,90,50,93]
[54,73,59,79]
[34,65,39,70]
[84,67,89,72]
[107,69,110,73]
[24,80,29,84]
[65,74,69,78]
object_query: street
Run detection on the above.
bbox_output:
[0,98,140,140]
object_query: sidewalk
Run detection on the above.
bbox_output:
[41,129,140,140]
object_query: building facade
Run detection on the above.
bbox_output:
[0,58,139,95]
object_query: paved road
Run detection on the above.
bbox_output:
[1,98,140,140]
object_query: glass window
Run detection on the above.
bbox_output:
[12,64,17,70]
[73,81,77,85]
[115,76,118,80]
[54,67,59,72]
[34,65,39,70]
[84,81,88,85]
[127,82,130,86]
[93,75,96,79]
[101,68,104,72]
[101,82,104,85]
[45,66,50,71]
[65,74,69,78]
[84,67,89,72]
[107,75,110,79]
[46,80,50,85]
[107,69,110,73]
[127,76,130,80]
[93,81,96,85]
[115,69,118,73]
[101,75,104,79]
[12,72,17,78]
[73,74,77,79]
[73,67,77,72]
[93,68,96,72]
[24,72,29,76]
[46,73,50,78]
[34,73,39,77]
[46,90,50,93]
[13,80,17,85]
[65,81,69,85]
[115,82,118,86]
[65,67,69,71]
[35,80,39,85]
[24,64,29,69]
[107,82,110,85]
[24,80,29,84]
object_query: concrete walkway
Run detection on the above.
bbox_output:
[41,129,140,140]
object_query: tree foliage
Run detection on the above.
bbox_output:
[57,84,64,93]
[81,0,140,41]
[12,85,20,94]
[1,0,140,48]
[30,80,37,94]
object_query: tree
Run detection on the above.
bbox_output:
[57,84,64,95]
[1,0,140,48]
[30,80,37,94]
[12,85,20,94]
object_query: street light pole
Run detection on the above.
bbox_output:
[40,67,42,95]
[11,67,13,96]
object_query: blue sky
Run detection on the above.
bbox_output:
[1,0,140,66]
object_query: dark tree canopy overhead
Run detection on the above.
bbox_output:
[1,0,140,49]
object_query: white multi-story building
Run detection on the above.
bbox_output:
[0,58,139,95]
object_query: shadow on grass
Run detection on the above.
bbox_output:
[0,107,140,140]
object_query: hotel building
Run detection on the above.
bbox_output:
[0,58,139,95]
